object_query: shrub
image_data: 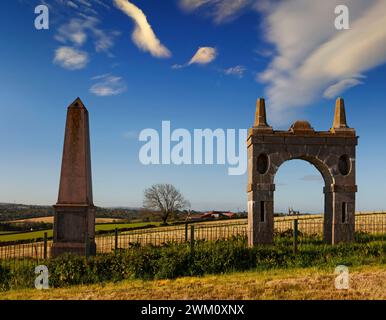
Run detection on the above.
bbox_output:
[9,263,36,289]
[125,245,160,279]
[86,254,128,283]
[47,254,88,287]
[155,244,191,279]
[1,236,385,290]
[0,264,11,291]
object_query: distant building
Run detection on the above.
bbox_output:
[188,211,237,221]
[288,207,300,216]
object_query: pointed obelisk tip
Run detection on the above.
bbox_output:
[254,97,269,127]
[69,97,86,109]
[332,97,348,129]
[336,97,344,108]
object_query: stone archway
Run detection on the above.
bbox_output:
[247,98,358,246]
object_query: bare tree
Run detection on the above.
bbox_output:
[143,184,190,224]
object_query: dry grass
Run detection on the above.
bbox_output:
[2,265,386,300]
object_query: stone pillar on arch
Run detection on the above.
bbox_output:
[327,97,357,244]
[247,184,275,246]
[323,187,334,244]
[247,98,275,245]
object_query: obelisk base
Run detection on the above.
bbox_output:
[52,204,96,257]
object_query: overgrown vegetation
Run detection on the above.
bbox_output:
[1,234,385,291]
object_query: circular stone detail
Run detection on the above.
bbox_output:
[257,154,269,174]
[338,155,351,176]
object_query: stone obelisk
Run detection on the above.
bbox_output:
[52,98,96,257]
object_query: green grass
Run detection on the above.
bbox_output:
[0,221,162,243]
[0,230,53,242]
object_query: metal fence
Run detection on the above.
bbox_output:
[1,212,386,270]
[96,221,248,253]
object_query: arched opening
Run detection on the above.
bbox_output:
[274,159,326,243]
[274,159,324,215]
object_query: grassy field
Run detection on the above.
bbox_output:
[2,265,386,300]
[94,221,161,232]
[0,230,53,242]
[8,217,127,224]
[1,212,385,244]
[0,217,249,243]
[0,221,162,242]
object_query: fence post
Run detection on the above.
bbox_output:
[35,239,39,264]
[85,235,90,260]
[190,225,195,252]
[114,228,119,254]
[293,219,298,254]
[43,232,48,260]
[185,223,188,242]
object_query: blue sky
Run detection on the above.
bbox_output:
[0,0,386,213]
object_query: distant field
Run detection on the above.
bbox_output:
[0,219,241,243]
[0,221,161,242]
[8,217,126,224]
[0,212,385,245]
[0,230,54,242]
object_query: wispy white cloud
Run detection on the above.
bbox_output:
[189,47,217,65]
[255,48,274,58]
[257,0,386,124]
[55,19,88,46]
[50,0,119,70]
[323,77,364,98]
[113,0,171,58]
[76,0,92,7]
[179,0,252,23]
[93,0,111,9]
[173,47,217,69]
[40,0,110,13]
[55,15,120,55]
[53,46,89,70]
[223,65,246,78]
[67,1,79,9]
[171,64,185,70]
[90,74,127,96]
[179,0,210,11]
